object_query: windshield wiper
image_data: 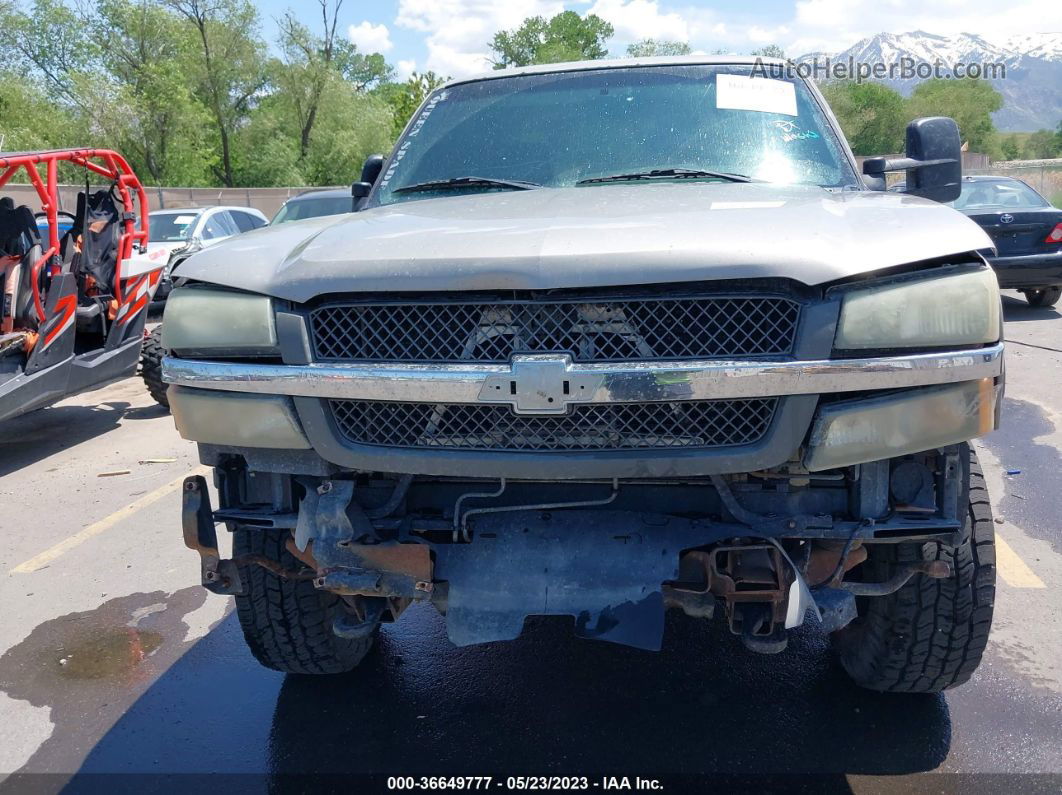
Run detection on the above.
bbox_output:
[577,167,755,185]
[392,176,543,194]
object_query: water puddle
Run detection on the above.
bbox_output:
[0,587,216,775]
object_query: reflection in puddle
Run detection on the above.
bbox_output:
[53,628,163,681]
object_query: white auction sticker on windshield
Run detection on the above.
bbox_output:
[716,74,797,116]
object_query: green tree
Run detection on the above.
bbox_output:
[489,11,613,69]
[999,134,1021,161]
[2,0,98,105]
[0,69,86,153]
[334,45,392,92]
[820,81,907,155]
[906,78,1003,158]
[165,0,267,186]
[374,71,447,139]
[237,81,393,186]
[626,39,691,57]
[94,0,212,185]
[751,44,786,59]
[1056,120,1062,154]
[231,96,305,186]
[1022,129,1060,160]
[274,0,390,161]
[298,87,394,185]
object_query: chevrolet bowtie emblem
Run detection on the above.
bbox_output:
[478,354,605,414]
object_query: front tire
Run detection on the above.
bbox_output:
[1024,286,1061,307]
[833,446,996,692]
[233,527,374,674]
[140,325,170,409]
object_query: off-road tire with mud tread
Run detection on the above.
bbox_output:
[233,527,374,674]
[834,445,996,692]
[140,325,170,409]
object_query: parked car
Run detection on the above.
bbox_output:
[144,206,268,309]
[271,188,355,225]
[949,176,1062,307]
[161,57,1003,695]
[137,205,267,408]
[34,212,76,242]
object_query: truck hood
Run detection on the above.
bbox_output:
[177,182,993,302]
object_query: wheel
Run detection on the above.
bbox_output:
[233,527,374,674]
[1024,287,1061,307]
[140,325,170,409]
[833,445,996,692]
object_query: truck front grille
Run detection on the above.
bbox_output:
[328,398,777,452]
[310,294,800,363]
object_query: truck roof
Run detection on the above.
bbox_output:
[443,55,790,90]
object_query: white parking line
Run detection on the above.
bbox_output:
[9,466,209,574]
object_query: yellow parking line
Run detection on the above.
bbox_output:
[9,466,210,575]
[995,534,1046,589]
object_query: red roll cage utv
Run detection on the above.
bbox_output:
[0,149,160,423]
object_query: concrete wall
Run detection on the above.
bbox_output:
[6,155,1060,217]
[1,184,345,219]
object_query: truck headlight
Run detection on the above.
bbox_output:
[162,286,279,357]
[835,267,1000,350]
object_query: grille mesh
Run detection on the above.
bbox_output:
[311,295,799,363]
[329,399,777,452]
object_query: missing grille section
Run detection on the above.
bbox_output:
[311,296,799,363]
[329,399,778,452]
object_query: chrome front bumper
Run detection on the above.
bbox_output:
[162,344,1003,478]
[162,344,1003,404]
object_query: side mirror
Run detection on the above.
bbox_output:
[862,117,962,203]
[351,154,386,207]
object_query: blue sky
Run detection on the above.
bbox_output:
[251,0,1061,80]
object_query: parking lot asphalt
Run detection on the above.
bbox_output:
[0,293,1060,792]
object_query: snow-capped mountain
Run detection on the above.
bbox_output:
[999,33,1062,62]
[797,31,1062,131]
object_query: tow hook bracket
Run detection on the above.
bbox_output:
[182,475,244,595]
[735,602,788,654]
[841,559,951,597]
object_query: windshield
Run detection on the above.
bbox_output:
[951,179,1048,210]
[272,195,353,224]
[374,64,856,206]
[149,212,198,242]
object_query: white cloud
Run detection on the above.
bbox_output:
[788,0,1062,54]
[348,20,394,54]
[395,59,417,81]
[680,7,732,50]
[388,0,1062,74]
[747,25,790,45]
[674,0,1062,58]
[586,0,689,44]
[395,0,565,77]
